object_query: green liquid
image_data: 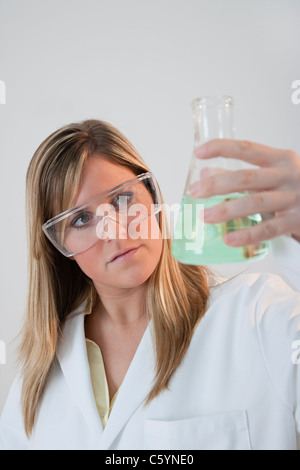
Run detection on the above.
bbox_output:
[171,194,269,265]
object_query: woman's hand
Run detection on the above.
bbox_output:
[189,139,300,247]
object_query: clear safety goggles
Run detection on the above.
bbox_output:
[42,172,162,257]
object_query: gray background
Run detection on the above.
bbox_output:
[0,0,299,413]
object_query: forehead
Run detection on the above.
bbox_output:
[74,154,137,207]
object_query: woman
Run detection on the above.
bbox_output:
[0,120,300,450]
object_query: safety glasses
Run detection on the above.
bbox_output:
[42,172,162,257]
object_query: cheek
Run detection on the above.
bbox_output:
[73,248,104,280]
[142,236,163,271]
[134,225,163,281]
[128,210,161,241]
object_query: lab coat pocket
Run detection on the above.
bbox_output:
[144,411,251,450]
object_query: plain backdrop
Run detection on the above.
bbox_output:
[0,0,299,413]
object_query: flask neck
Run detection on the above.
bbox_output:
[192,96,235,146]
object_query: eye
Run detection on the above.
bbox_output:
[70,211,94,229]
[111,191,134,209]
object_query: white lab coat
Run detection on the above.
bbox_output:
[1,235,300,450]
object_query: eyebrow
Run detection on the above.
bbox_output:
[75,185,135,208]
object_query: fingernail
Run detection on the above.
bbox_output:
[204,208,214,221]
[195,144,207,158]
[188,183,200,196]
[226,232,238,244]
[200,167,211,178]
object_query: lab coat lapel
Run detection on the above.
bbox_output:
[99,321,156,449]
[56,302,104,441]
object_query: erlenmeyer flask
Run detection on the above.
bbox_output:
[171,95,269,265]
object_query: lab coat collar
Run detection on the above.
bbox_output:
[56,299,156,449]
[56,299,104,440]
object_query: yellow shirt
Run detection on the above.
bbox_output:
[85,339,119,428]
[84,293,119,429]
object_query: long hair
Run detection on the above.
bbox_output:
[21,119,212,436]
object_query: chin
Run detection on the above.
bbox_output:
[117,267,153,289]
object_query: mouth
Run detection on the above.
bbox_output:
[108,247,140,264]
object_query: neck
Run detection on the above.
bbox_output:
[92,282,149,327]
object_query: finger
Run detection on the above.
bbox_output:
[203,190,297,224]
[199,167,230,178]
[189,167,290,198]
[223,214,300,247]
[195,139,296,168]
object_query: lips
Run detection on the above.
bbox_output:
[109,247,139,263]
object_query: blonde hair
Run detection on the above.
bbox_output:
[21,119,212,436]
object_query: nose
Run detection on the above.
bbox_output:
[96,214,127,240]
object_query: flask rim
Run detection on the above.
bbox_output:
[191,95,233,109]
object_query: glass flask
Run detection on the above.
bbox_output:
[171,95,269,265]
